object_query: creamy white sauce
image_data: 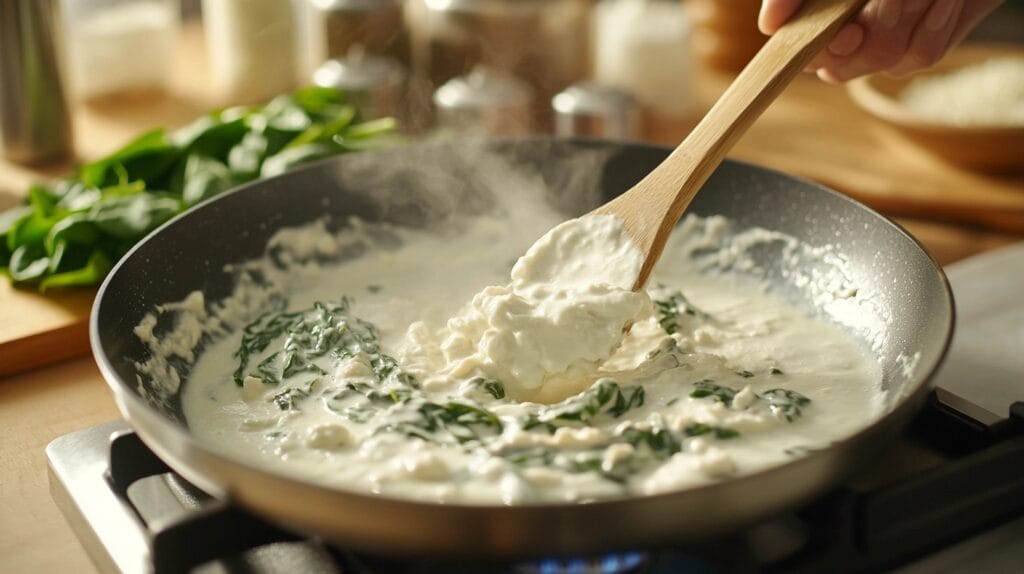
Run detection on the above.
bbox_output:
[402,214,648,403]
[145,209,883,505]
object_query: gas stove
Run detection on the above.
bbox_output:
[47,244,1024,574]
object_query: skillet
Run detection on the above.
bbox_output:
[91,138,954,557]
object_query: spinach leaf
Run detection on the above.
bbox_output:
[539,379,645,425]
[689,380,812,423]
[273,379,319,411]
[39,250,111,292]
[79,129,180,188]
[469,377,506,399]
[227,131,269,180]
[45,214,98,255]
[689,380,737,405]
[760,388,811,422]
[173,115,248,159]
[1,86,396,289]
[260,142,339,178]
[182,154,234,206]
[652,287,710,335]
[683,423,740,439]
[7,244,50,282]
[88,193,182,240]
[618,426,681,459]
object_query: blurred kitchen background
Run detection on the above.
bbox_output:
[2,0,1022,172]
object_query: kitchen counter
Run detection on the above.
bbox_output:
[2,27,1022,573]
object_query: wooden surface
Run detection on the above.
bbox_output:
[1,23,1024,572]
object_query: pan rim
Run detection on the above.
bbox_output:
[89,136,956,554]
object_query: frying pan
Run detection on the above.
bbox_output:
[91,138,954,558]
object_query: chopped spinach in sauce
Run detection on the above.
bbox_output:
[652,286,710,335]
[688,380,812,422]
[231,298,807,487]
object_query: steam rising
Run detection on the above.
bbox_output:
[131,139,621,414]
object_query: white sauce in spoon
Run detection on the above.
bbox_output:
[405,214,648,404]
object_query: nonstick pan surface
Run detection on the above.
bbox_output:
[92,138,953,557]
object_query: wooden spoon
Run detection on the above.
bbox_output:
[592,0,868,289]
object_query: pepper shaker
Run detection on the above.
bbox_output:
[552,83,640,140]
[433,67,532,136]
[0,0,74,165]
[313,48,407,122]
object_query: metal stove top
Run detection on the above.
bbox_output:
[47,389,1024,574]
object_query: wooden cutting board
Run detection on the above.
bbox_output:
[2,34,1023,377]
[647,57,1024,232]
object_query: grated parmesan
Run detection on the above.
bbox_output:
[899,57,1024,127]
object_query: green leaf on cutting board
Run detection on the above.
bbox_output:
[227,131,270,180]
[7,244,50,282]
[0,86,397,290]
[40,250,112,292]
[78,128,179,189]
[260,143,339,178]
[88,193,182,240]
[182,154,234,206]
[173,114,249,159]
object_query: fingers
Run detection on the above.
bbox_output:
[888,0,963,76]
[877,0,903,27]
[758,0,804,34]
[766,0,1000,83]
[805,0,933,82]
[828,22,865,57]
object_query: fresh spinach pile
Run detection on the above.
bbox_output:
[0,87,396,291]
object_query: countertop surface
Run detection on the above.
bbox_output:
[2,26,1023,573]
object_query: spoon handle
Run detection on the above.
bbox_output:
[595,0,868,289]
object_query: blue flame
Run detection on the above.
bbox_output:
[519,551,646,574]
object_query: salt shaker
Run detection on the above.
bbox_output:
[202,0,298,103]
[313,49,407,122]
[433,68,532,136]
[552,83,640,140]
[0,0,73,165]
[411,0,589,130]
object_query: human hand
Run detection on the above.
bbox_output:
[759,0,1005,82]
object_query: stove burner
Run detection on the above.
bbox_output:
[46,392,1024,574]
[516,551,648,574]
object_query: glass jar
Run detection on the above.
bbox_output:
[306,0,412,68]
[60,0,180,100]
[687,0,767,72]
[202,0,298,104]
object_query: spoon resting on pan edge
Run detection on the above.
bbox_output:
[591,0,868,290]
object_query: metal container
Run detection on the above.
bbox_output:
[313,49,407,121]
[0,0,73,165]
[433,67,532,135]
[552,83,640,140]
[308,0,411,66]
[410,0,590,129]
